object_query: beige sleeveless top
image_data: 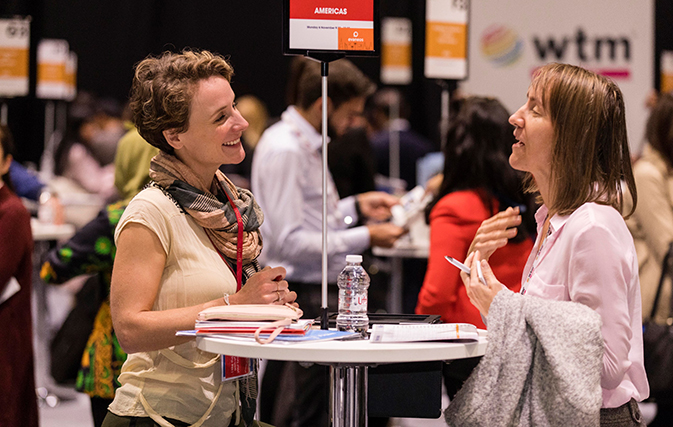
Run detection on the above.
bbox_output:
[110,186,238,427]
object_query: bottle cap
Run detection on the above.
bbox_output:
[346,254,362,263]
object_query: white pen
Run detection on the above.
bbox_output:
[444,255,488,286]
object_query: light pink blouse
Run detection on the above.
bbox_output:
[522,202,649,408]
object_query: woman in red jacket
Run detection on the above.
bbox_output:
[415,97,535,397]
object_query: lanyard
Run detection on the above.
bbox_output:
[521,223,552,295]
[207,182,244,291]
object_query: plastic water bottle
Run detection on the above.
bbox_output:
[38,189,55,224]
[336,254,370,336]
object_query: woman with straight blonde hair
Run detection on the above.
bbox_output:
[458,63,648,426]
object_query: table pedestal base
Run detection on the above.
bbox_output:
[330,365,368,427]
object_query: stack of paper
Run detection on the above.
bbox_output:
[369,323,479,343]
[390,185,433,228]
[195,318,314,336]
[177,328,360,344]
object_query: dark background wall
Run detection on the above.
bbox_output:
[1,0,670,166]
[1,0,446,166]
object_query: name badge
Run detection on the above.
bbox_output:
[222,355,256,382]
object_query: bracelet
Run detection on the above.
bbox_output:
[223,293,231,306]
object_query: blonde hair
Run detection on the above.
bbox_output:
[129,49,234,154]
[525,63,636,217]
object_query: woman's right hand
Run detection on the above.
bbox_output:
[229,266,297,306]
[460,251,503,317]
[467,206,522,261]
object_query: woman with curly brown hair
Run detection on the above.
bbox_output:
[102,50,293,427]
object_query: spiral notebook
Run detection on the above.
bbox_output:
[369,323,479,343]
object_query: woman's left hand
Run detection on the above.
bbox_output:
[231,266,298,306]
[460,251,503,317]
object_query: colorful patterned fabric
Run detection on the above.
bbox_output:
[114,127,159,203]
[40,202,128,398]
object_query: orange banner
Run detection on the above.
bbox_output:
[382,43,411,67]
[663,73,673,94]
[338,28,374,51]
[0,47,29,78]
[66,69,76,88]
[426,21,467,59]
[38,62,66,84]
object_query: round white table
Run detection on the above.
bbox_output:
[197,333,487,427]
[29,218,77,406]
[31,218,76,241]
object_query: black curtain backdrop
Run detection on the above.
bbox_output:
[1,0,667,166]
[0,0,450,166]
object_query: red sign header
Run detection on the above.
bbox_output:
[290,0,374,21]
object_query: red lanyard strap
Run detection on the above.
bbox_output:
[210,182,244,291]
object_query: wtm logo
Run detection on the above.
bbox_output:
[481,25,524,67]
[532,28,631,79]
[481,26,632,79]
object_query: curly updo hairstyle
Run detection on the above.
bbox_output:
[129,49,234,155]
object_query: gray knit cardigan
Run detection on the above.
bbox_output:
[444,290,603,427]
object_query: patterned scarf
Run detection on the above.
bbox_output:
[149,151,263,269]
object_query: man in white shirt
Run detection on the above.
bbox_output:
[252,58,405,427]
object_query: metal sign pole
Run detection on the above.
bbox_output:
[0,101,7,125]
[388,94,400,192]
[438,80,450,149]
[305,52,343,330]
[320,60,330,330]
[41,101,56,180]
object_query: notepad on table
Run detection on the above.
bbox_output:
[195,318,314,335]
[369,323,479,343]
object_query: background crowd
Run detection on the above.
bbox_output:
[1,41,672,426]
